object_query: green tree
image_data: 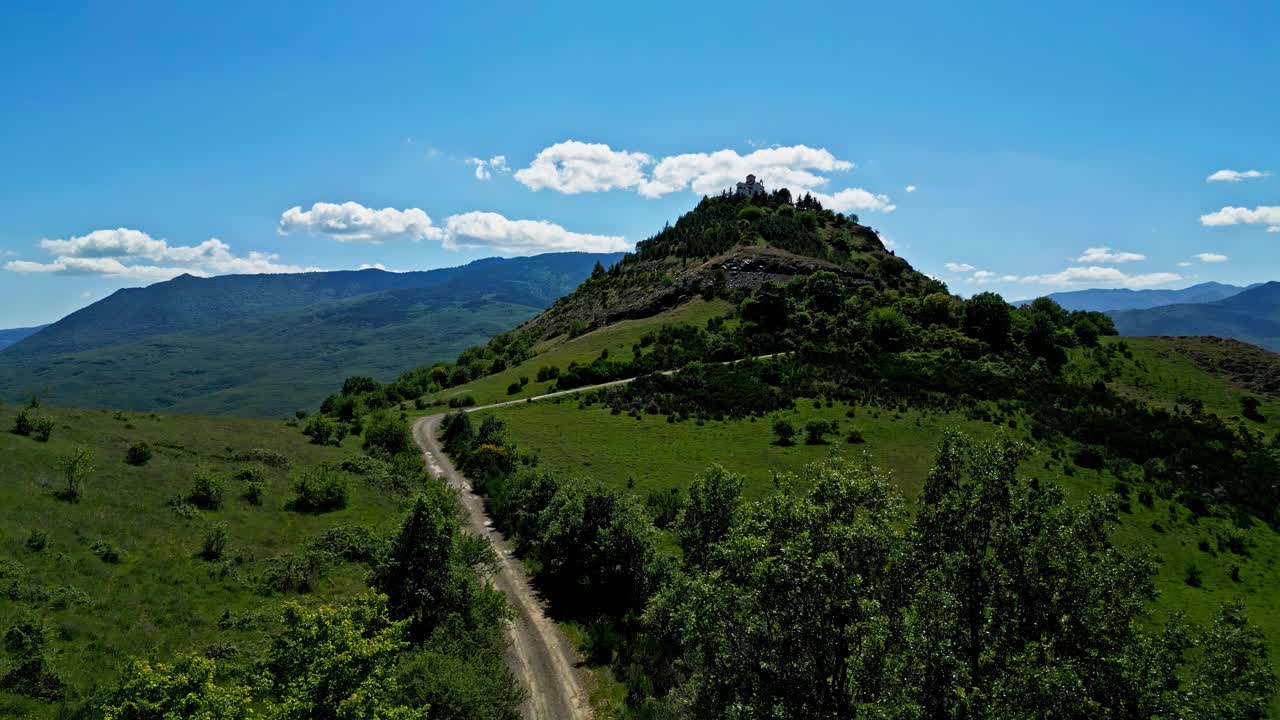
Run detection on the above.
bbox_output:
[57,446,94,502]
[771,419,796,446]
[372,492,469,642]
[263,594,426,720]
[364,411,413,456]
[674,465,743,569]
[103,654,252,720]
[963,291,1012,349]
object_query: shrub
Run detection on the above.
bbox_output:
[0,615,64,701]
[30,417,54,442]
[772,419,796,446]
[243,480,265,506]
[804,419,839,445]
[124,442,153,466]
[536,365,561,382]
[309,525,384,563]
[259,550,333,594]
[645,488,684,530]
[25,531,47,553]
[232,448,290,468]
[1241,396,1265,422]
[303,415,348,447]
[1137,488,1154,508]
[507,381,523,395]
[11,409,34,436]
[201,523,228,561]
[846,429,866,444]
[289,466,349,513]
[1185,563,1203,588]
[447,395,476,409]
[91,540,123,564]
[362,412,412,456]
[295,409,309,420]
[188,467,224,510]
[55,447,94,503]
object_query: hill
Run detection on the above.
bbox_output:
[1013,281,1248,311]
[0,325,48,350]
[1110,281,1280,351]
[0,252,622,416]
[314,191,1279,715]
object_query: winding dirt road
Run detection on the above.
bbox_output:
[415,403,597,720]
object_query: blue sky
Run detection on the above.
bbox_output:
[1,2,1277,327]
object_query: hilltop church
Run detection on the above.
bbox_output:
[735,173,766,197]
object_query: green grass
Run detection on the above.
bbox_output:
[0,403,405,717]
[1069,336,1280,434]
[429,298,733,408]
[485,398,1029,500]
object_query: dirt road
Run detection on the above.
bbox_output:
[414,411,593,720]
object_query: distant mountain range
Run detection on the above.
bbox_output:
[0,325,48,350]
[1109,282,1280,352]
[1015,281,1252,312]
[0,252,622,416]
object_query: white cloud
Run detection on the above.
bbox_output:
[1206,169,1270,183]
[442,212,630,255]
[358,263,388,271]
[512,141,897,213]
[1194,252,1229,263]
[945,262,977,273]
[972,270,997,282]
[1199,205,1280,231]
[1000,274,1019,282]
[808,188,896,213]
[1018,266,1181,288]
[5,228,315,281]
[1177,261,1194,267]
[638,145,852,198]
[905,185,917,193]
[278,202,442,243]
[467,155,510,181]
[513,141,653,194]
[1075,247,1146,263]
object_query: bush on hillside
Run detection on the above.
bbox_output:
[188,466,225,510]
[289,466,349,513]
[772,419,796,446]
[125,442,153,466]
[303,415,348,447]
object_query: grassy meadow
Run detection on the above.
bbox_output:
[0,403,405,717]
[428,298,733,407]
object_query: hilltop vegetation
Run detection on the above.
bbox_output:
[313,191,1280,716]
[0,252,621,417]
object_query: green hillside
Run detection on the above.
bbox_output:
[0,400,519,718]
[0,252,621,416]
[317,191,1278,717]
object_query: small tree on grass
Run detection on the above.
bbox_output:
[56,446,94,502]
[11,409,34,436]
[124,442,153,466]
[188,466,224,510]
[201,523,228,561]
[303,415,347,447]
[289,465,349,513]
[804,419,839,445]
[772,419,796,446]
[31,417,54,442]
